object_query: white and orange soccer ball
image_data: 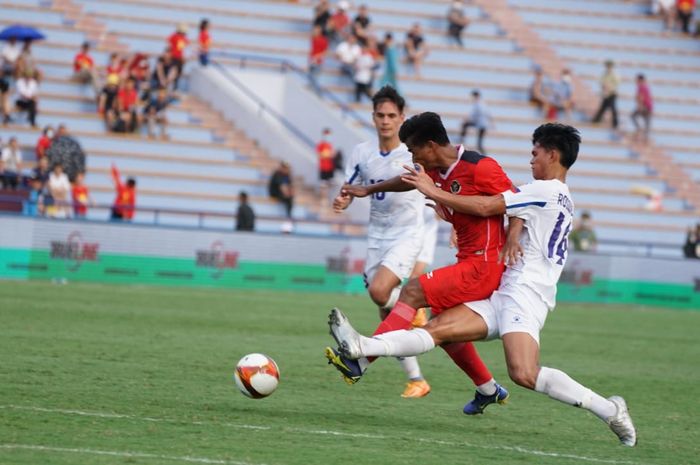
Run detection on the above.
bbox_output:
[233,353,280,399]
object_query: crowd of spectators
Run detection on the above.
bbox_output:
[649,0,696,34]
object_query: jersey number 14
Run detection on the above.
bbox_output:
[547,212,571,265]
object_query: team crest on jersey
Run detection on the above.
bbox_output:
[450,180,461,193]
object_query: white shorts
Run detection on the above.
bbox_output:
[468,284,549,344]
[417,216,439,265]
[364,235,422,286]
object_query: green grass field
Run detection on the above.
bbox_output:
[1,281,699,465]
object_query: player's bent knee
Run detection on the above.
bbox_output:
[507,365,538,390]
[398,279,424,308]
[367,285,389,308]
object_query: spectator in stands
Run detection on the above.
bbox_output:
[152,49,178,93]
[460,89,492,154]
[683,223,700,258]
[198,19,211,66]
[236,191,255,231]
[1,136,22,190]
[378,32,399,90]
[47,124,86,182]
[15,69,39,128]
[106,52,126,82]
[32,156,50,188]
[71,172,91,219]
[168,23,189,90]
[111,163,136,221]
[115,77,139,133]
[592,59,620,130]
[0,55,10,124]
[336,34,361,80]
[317,127,336,199]
[309,24,329,92]
[47,163,71,218]
[143,87,170,139]
[353,43,376,103]
[36,125,53,161]
[314,0,332,36]
[676,0,695,34]
[23,176,44,217]
[98,73,120,130]
[1,37,21,78]
[352,4,372,46]
[72,41,96,90]
[570,211,598,252]
[128,53,150,89]
[652,0,676,29]
[529,66,548,111]
[447,1,470,47]
[268,161,294,219]
[405,23,428,77]
[16,41,40,81]
[328,1,351,43]
[546,68,574,120]
[631,73,653,142]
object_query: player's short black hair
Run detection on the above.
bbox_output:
[372,86,405,113]
[126,178,137,188]
[399,112,450,147]
[532,123,580,169]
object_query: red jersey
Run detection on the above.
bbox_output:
[427,146,513,262]
[169,32,189,60]
[73,52,93,73]
[36,135,51,160]
[111,165,136,219]
[317,140,335,172]
[72,184,89,215]
[117,87,138,112]
[310,34,329,65]
[199,30,211,52]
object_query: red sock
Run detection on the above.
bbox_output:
[441,342,493,386]
[366,301,417,363]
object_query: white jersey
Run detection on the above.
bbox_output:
[345,140,425,240]
[500,179,574,309]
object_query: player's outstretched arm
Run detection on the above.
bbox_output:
[402,163,506,217]
[499,217,524,266]
[342,176,413,199]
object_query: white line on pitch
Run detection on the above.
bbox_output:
[0,444,266,465]
[1,405,644,465]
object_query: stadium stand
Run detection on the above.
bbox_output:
[1,0,698,256]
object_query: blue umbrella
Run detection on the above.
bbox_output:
[0,25,46,41]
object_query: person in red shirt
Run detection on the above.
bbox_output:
[72,41,95,88]
[71,172,91,218]
[317,127,336,201]
[676,0,695,34]
[308,24,328,92]
[115,77,139,132]
[198,19,211,66]
[110,164,136,221]
[327,111,514,414]
[328,1,350,42]
[35,125,53,161]
[168,23,189,89]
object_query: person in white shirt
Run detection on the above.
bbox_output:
[47,163,71,218]
[331,85,430,397]
[16,69,39,127]
[335,34,361,79]
[1,38,21,75]
[329,122,637,447]
[460,89,492,154]
[353,44,375,103]
[1,136,22,189]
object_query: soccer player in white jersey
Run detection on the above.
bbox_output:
[329,122,637,446]
[332,86,431,398]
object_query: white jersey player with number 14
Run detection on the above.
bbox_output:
[332,86,431,399]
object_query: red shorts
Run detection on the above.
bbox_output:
[419,259,504,314]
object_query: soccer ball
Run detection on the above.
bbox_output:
[233,353,280,399]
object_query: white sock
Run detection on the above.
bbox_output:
[359,328,435,357]
[476,378,497,396]
[381,287,401,311]
[396,356,423,380]
[535,366,616,421]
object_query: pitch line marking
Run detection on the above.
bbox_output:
[1,405,644,465]
[0,444,267,465]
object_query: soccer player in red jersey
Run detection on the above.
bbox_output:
[327,112,514,414]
